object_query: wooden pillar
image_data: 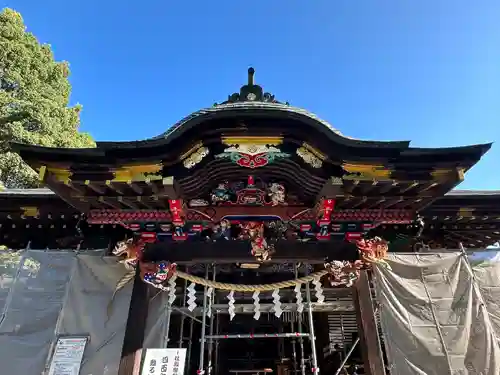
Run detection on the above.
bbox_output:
[352,271,385,375]
[313,312,330,371]
[118,267,150,375]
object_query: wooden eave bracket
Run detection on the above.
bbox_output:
[162,176,183,199]
[316,176,343,202]
[413,168,466,212]
[84,180,106,195]
[37,167,90,213]
[98,196,121,209]
[430,167,465,185]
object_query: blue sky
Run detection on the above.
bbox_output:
[4,1,500,189]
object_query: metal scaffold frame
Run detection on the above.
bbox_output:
[203,333,311,340]
[198,266,210,375]
[194,262,321,375]
[305,269,319,373]
[295,264,307,375]
[207,265,216,375]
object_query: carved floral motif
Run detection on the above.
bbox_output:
[209,177,288,206]
[183,146,209,169]
[215,144,290,169]
[296,146,323,168]
[188,199,209,207]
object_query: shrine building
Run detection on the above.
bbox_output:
[2,68,499,375]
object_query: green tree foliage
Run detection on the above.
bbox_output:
[0,8,95,188]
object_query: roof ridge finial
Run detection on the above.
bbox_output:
[214,67,288,106]
[248,67,255,86]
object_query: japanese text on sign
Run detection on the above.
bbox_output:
[141,348,187,375]
[47,336,88,375]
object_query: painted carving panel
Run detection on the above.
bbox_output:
[188,176,288,207]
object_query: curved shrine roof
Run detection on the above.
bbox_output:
[10,99,492,168]
[8,68,493,213]
[11,68,492,166]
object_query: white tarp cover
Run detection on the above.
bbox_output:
[373,252,500,375]
[143,288,171,349]
[0,250,132,375]
[469,251,500,346]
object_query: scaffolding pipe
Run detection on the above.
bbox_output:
[202,333,311,340]
[295,265,306,375]
[334,337,360,375]
[207,265,216,375]
[186,317,195,374]
[305,272,319,373]
[161,289,173,347]
[198,266,209,374]
[214,312,220,375]
[178,267,189,348]
[291,321,298,375]
[339,313,347,360]
[279,323,284,360]
[171,305,206,324]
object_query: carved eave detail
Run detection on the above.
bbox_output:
[296,142,326,168]
[181,142,210,169]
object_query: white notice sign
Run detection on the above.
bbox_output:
[141,348,187,375]
[47,336,88,375]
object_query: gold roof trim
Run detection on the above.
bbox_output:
[221,136,283,145]
[342,163,392,180]
[301,142,326,161]
[180,141,204,161]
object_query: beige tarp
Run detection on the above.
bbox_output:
[3,249,500,375]
[0,250,132,375]
[144,286,171,349]
[373,252,500,375]
[57,254,133,375]
[469,251,500,346]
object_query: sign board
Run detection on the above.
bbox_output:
[141,348,187,375]
[47,335,88,375]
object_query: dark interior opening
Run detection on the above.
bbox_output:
[221,315,311,373]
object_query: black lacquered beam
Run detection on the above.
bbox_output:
[142,240,359,264]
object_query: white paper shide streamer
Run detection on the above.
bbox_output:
[313,277,325,304]
[167,275,177,305]
[252,291,261,320]
[294,283,304,313]
[227,290,235,320]
[187,282,197,312]
[206,287,214,317]
[272,289,283,318]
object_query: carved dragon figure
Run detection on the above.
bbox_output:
[110,231,389,293]
[242,221,275,263]
[140,261,177,289]
[112,238,145,269]
[324,236,390,287]
[324,260,364,287]
[355,236,389,266]
[108,237,175,316]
